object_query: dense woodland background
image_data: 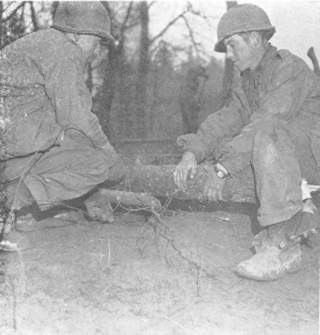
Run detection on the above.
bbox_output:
[0,1,233,145]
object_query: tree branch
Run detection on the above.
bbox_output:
[149,9,189,45]
[29,1,39,31]
[101,1,112,17]
[20,2,25,22]
[1,3,15,15]
[1,4,8,15]
[118,1,134,42]
[121,2,133,28]
[3,2,25,22]
[181,14,201,56]
[147,1,156,9]
[124,20,140,31]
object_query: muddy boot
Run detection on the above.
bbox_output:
[252,208,319,253]
[84,190,114,223]
[236,210,319,281]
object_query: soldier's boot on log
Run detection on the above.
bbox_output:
[235,208,319,281]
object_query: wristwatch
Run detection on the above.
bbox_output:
[214,162,229,179]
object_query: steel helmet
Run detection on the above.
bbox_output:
[215,4,275,53]
[52,1,114,41]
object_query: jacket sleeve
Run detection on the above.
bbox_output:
[220,56,315,175]
[177,95,245,163]
[45,56,110,148]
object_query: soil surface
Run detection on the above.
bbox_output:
[0,207,318,335]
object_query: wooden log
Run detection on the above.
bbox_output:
[118,163,256,204]
[99,189,161,209]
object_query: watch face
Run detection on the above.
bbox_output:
[217,170,225,179]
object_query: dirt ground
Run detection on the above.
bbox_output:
[0,205,318,335]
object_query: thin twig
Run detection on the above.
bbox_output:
[7,276,17,331]
[181,15,202,57]
[107,238,111,269]
[149,9,189,45]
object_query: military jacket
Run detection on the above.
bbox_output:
[0,28,109,159]
[178,45,320,175]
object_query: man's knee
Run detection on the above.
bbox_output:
[105,156,127,186]
[5,179,35,211]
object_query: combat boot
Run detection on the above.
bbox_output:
[235,208,319,281]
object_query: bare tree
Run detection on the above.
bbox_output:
[92,1,140,140]
[217,0,237,109]
[133,1,209,138]
[134,1,149,138]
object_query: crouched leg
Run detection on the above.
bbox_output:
[3,134,126,223]
[236,121,320,281]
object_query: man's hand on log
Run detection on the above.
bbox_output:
[173,151,197,191]
[202,165,226,202]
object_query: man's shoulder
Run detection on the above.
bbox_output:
[3,29,58,51]
[3,29,79,58]
[2,29,82,72]
[264,48,312,87]
[275,49,309,72]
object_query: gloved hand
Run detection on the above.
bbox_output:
[202,165,226,202]
[173,151,197,191]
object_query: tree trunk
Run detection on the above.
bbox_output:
[218,1,238,108]
[51,2,59,19]
[135,1,149,138]
[0,1,3,49]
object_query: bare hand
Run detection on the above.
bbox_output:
[202,165,226,202]
[173,152,197,191]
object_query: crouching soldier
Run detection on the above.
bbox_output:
[0,2,125,229]
[174,4,320,281]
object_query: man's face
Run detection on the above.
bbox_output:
[224,34,255,72]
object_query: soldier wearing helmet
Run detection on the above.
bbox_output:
[0,2,125,226]
[174,4,320,281]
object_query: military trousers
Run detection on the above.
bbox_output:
[2,133,125,208]
[222,118,320,227]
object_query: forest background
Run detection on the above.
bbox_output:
[1,0,319,145]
